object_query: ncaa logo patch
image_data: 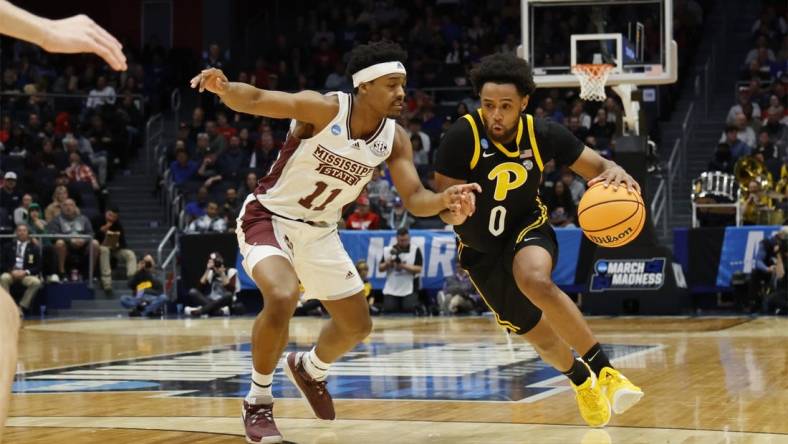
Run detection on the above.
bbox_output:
[331,124,342,136]
[369,140,390,157]
[480,138,489,150]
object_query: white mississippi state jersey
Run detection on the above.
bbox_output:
[254,91,395,224]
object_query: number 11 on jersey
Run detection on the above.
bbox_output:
[298,181,342,212]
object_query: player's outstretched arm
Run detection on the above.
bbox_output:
[0,0,126,71]
[569,147,641,194]
[387,125,480,217]
[190,68,336,128]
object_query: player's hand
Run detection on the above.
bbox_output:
[40,15,127,71]
[442,183,482,216]
[190,68,229,95]
[587,166,641,194]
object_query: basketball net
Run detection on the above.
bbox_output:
[571,64,614,102]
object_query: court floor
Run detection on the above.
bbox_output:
[6,315,788,443]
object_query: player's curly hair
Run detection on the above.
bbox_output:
[470,53,536,97]
[346,40,408,79]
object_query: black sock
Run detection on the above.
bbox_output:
[582,343,612,376]
[562,358,591,386]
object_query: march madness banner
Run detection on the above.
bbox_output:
[236,228,584,291]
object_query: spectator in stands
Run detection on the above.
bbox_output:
[239,172,257,196]
[185,201,227,234]
[708,143,735,174]
[741,180,774,225]
[170,147,199,187]
[121,255,167,317]
[63,134,107,186]
[223,187,241,228]
[732,113,758,148]
[437,260,479,315]
[324,61,350,91]
[48,199,99,279]
[566,115,589,142]
[367,166,392,212]
[65,152,100,191]
[185,186,209,221]
[346,195,381,230]
[560,169,586,206]
[720,124,752,160]
[749,79,770,110]
[550,207,577,229]
[85,114,115,169]
[44,185,70,222]
[745,36,776,68]
[604,98,622,125]
[93,207,136,293]
[0,224,42,315]
[542,97,564,123]
[215,112,237,140]
[190,108,206,141]
[184,252,237,317]
[753,144,784,183]
[379,228,423,314]
[194,132,211,158]
[727,88,762,125]
[407,118,431,159]
[217,135,248,186]
[589,108,616,144]
[749,233,783,313]
[410,133,430,169]
[197,150,223,190]
[12,193,32,226]
[85,75,116,109]
[0,172,21,226]
[205,120,227,154]
[246,130,278,175]
[763,106,788,153]
[546,180,577,219]
[386,196,415,230]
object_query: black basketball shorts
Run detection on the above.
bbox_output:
[457,218,558,335]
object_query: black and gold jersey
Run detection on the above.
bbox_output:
[435,110,584,253]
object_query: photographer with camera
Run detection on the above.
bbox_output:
[184,252,238,317]
[120,255,168,317]
[755,228,788,314]
[378,228,423,314]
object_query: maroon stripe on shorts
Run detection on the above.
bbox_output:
[255,132,301,194]
[240,199,281,248]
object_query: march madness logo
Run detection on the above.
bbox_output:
[13,342,661,403]
[590,258,666,292]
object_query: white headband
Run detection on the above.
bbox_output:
[352,61,407,88]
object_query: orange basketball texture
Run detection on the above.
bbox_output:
[577,183,645,247]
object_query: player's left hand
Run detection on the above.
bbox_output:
[442,183,482,216]
[39,14,127,71]
[587,166,641,194]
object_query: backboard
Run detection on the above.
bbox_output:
[521,0,677,88]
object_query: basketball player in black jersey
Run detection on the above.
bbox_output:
[435,53,643,427]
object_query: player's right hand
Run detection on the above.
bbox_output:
[190,68,229,95]
[443,183,481,217]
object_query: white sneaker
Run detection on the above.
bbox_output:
[47,274,61,283]
[184,306,199,316]
[220,306,230,316]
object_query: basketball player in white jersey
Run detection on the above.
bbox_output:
[190,41,479,443]
[0,2,126,441]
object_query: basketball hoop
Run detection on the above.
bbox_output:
[572,64,614,102]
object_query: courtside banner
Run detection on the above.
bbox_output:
[237,228,583,291]
[716,225,785,287]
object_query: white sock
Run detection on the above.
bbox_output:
[246,368,273,404]
[300,347,330,382]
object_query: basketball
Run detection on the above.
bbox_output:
[577,183,645,247]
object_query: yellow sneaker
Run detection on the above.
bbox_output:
[571,365,611,428]
[599,367,643,414]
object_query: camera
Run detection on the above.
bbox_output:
[213,258,224,268]
[144,260,153,269]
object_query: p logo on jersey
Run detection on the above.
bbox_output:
[488,162,528,201]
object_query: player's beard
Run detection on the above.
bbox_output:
[487,121,518,144]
